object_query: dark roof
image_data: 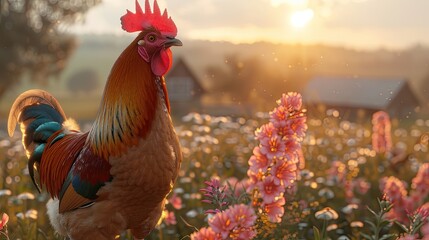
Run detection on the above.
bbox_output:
[303,77,413,109]
[168,57,206,93]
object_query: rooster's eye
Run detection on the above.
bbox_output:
[147,34,157,42]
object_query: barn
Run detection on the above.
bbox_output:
[166,57,205,115]
[303,77,421,120]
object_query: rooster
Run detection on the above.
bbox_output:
[7,0,182,239]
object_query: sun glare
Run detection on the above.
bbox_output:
[290,8,314,29]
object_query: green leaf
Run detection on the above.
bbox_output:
[379,220,391,228]
[360,232,373,240]
[365,220,377,229]
[413,222,425,234]
[394,221,408,232]
[379,233,396,240]
[385,205,393,212]
[367,207,377,217]
[313,226,321,240]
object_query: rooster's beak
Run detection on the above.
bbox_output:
[165,37,183,48]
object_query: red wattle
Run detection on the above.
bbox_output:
[151,48,172,76]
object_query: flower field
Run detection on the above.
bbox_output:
[0,93,429,239]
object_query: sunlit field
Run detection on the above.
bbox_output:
[0,93,428,240]
[2,0,429,239]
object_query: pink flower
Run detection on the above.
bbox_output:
[372,111,392,154]
[257,176,285,204]
[264,197,285,223]
[246,169,264,193]
[231,227,257,240]
[296,148,305,170]
[246,93,307,227]
[287,116,307,139]
[419,202,429,211]
[344,180,354,202]
[227,204,257,229]
[381,176,410,223]
[277,92,302,111]
[415,203,429,221]
[270,160,297,187]
[168,193,182,210]
[201,178,228,214]
[398,234,418,240]
[269,106,288,128]
[209,204,257,240]
[260,135,285,160]
[247,168,261,182]
[275,125,294,138]
[401,197,415,221]
[248,147,270,173]
[163,210,177,226]
[209,211,235,239]
[255,122,277,141]
[422,222,429,237]
[204,178,222,189]
[272,116,306,140]
[0,213,8,230]
[354,178,371,195]
[382,176,408,204]
[411,163,429,203]
[190,227,219,240]
[283,139,300,160]
[270,93,306,139]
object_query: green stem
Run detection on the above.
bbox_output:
[0,229,10,240]
[321,220,327,240]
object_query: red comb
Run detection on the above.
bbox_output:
[121,0,177,36]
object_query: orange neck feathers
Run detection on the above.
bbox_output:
[89,35,160,159]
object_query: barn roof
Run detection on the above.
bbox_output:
[168,57,206,93]
[303,77,414,109]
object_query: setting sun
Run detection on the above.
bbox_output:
[290,8,314,29]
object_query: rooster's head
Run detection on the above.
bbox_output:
[121,0,182,76]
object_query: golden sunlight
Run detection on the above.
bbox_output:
[271,0,308,7]
[290,8,314,29]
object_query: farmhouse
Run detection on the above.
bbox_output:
[303,77,421,120]
[165,57,253,117]
[166,57,205,115]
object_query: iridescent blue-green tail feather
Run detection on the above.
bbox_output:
[8,89,66,137]
[8,90,67,192]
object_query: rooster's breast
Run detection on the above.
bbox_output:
[98,99,181,230]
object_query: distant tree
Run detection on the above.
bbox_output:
[206,54,287,107]
[206,55,263,103]
[285,55,314,92]
[0,0,101,98]
[67,69,99,94]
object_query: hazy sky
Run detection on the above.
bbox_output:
[70,0,429,49]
